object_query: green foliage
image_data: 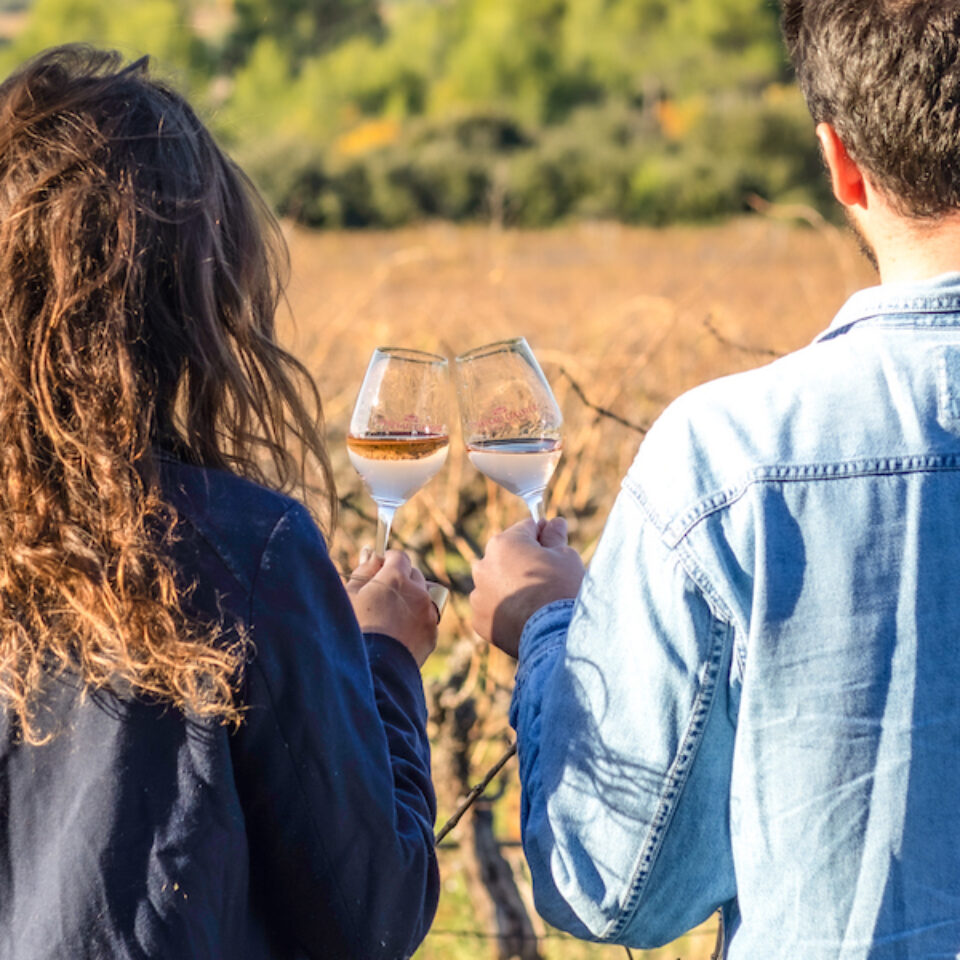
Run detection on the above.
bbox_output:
[0,0,205,83]
[0,0,828,228]
[561,0,783,102]
[226,0,381,69]
[226,84,825,229]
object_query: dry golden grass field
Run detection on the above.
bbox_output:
[277,220,875,960]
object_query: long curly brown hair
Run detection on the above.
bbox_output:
[0,45,335,743]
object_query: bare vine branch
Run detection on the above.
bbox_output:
[434,741,517,845]
[702,313,783,359]
[558,368,649,435]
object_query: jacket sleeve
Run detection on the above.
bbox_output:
[230,501,438,960]
[509,485,738,949]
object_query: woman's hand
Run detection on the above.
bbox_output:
[470,516,585,658]
[346,548,438,668]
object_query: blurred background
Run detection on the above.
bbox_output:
[0,2,876,957]
[0,0,833,226]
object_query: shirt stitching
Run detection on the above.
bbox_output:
[513,637,566,702]
[674,540,746,685]
[605,613,732,940]
[624,484,743,629]
[622,486,747,681]
[624,454,960,549]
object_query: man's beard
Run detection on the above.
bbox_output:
[844,208,880,274]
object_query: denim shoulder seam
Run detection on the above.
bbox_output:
[630,453,960,549]
[623,480,746,678]
[621,475,669,537]
[624,472,754,552]
[674,541,746,684]
[604,611,733,941]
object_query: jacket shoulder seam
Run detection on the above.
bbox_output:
[628,453,960,549]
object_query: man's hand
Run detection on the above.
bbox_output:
[470,517,585,658]
[346,548,439,667]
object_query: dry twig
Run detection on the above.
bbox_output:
[558,368,649,435]
[434,741,517,845]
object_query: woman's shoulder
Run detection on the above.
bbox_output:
[155,453,322,596]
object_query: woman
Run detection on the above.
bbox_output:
[0,45,438,959]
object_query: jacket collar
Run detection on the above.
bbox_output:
[815,272,960,343]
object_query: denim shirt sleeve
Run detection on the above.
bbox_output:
[230,502,438,960]
[510,485,738,948]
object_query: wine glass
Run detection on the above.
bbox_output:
[455,337,563,522]
[348,347,450,557]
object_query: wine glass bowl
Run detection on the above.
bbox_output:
[348,347,450,557]
[455,337,563,522]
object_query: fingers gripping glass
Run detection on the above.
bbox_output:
[455,338,563,523]
[348,347,451,616]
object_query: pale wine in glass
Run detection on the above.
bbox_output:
[455,337,563,522]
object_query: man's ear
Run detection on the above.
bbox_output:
[817,122,868,209]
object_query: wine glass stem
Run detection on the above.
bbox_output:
[375,504,398,558]
[525,495,545,524]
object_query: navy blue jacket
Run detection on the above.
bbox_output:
[0,456,439,959]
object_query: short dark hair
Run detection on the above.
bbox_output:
[782,0,960,218]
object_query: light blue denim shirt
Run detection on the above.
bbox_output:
[512,273,960,959]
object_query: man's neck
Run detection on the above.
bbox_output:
[859,200,960,285]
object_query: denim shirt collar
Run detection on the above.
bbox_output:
[815,271,960,343]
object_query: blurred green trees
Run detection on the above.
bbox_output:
[2,0,206,77]
[226,0,382,68]
[0,0,830,226]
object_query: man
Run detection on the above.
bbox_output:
[470,2,960,957]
